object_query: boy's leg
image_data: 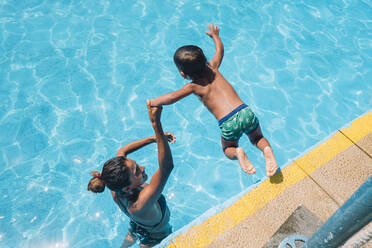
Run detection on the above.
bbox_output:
[246,125,278,177]
[221,137,256,174]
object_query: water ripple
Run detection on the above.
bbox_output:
[1,0,372,247]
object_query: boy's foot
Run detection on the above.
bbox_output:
[263,146,278,177]
[236,147,256,174]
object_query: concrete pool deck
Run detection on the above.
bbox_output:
[164,111,372,248]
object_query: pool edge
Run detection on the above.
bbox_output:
[162,110,372,248]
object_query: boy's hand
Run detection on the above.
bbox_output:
[206,24,220,38]
[148,99,161,107]
[147,99,162,124]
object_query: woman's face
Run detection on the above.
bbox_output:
[124,158,148,191]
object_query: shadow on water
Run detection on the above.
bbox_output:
[270,168,283,184]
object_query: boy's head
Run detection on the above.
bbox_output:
[173,45,207,80]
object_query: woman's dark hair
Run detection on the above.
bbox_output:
[173,45,208,80]
[87,156,131,193]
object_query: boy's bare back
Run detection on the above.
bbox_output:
[188,67,244,121]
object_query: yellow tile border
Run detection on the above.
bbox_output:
[340,111,372,142]
[165,111,372,248]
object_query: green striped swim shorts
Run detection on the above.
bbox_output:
[219,104,259,141]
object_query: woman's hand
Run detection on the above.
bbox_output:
[147,99,162,125]
[150,132,175,144]
[164,132,176,144]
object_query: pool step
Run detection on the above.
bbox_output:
[262,205,323,248]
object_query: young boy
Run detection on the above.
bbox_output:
[149,24,278,177]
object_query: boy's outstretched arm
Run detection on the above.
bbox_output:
[206,24,224,69]
[149,83,195,106]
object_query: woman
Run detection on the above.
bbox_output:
[88,101,175,247]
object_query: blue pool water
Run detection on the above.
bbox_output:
[1,0,372,247]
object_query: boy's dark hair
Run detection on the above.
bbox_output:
[87,156,131,193]
[173,45,208,80]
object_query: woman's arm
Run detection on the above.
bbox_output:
[116,136,155,157]
[129,101,174,214]
[149,83,194,107]
[116,133,175,157]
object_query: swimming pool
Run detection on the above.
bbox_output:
[1,0,371,247]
